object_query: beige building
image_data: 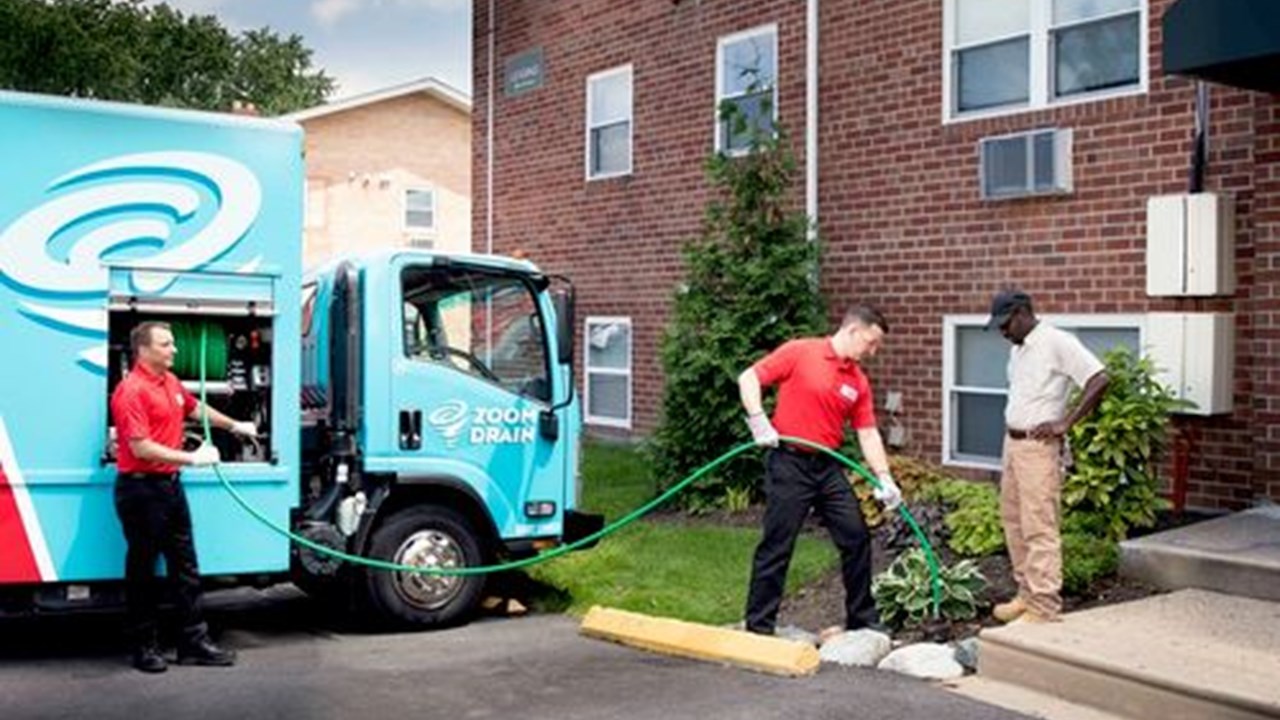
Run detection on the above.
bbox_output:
[288,78,471,267]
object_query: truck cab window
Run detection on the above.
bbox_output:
[402,266,551,402]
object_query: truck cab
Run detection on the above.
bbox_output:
[299,250,598,627]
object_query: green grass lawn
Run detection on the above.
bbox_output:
[528,439,838,625]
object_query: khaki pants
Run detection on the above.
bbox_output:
[1000,436,1063,617]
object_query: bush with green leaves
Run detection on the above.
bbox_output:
[1065,347,1187,541]
[1062,532,1120,594]
[919,480,1006,557]
[873,548,986,629]
[649,92,826,509]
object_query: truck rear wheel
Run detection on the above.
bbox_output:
[362,506,487,629]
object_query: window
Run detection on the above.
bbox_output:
[401,266,550,402]
[586,65,633,179]
[584,317,632,428]
[404,188,436,232]
[716,25,777,154]
[943,0,1146,121]
[942,314,1143,468]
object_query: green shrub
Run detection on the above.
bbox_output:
[1061,532,1120,594]
[1065,347,1187,541]
[872,548,986,629]
[649,90,826,510]
[919,480,1006,557]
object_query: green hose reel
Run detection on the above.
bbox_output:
[171,319,229,380]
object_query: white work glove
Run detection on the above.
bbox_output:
[873,472,903,512]
[745,413,779,448]
[189,443,221,467]
[229,420,258,439]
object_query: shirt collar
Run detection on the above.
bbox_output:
[824,338,856,369]
[133,362,168,383]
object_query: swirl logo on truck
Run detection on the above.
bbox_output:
[0,152,262,373]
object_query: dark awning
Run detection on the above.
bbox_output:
[1163,0,1280,93]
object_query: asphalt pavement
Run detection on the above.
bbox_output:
[0,585,1030,720]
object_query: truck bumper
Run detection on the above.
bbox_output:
[562,509,605,550]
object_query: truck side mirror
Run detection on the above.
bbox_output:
[554,290,574,366]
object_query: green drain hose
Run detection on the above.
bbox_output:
[198,325,944,616]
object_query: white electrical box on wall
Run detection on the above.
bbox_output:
[1146,312,1235,415]
[1146,193,1236,297]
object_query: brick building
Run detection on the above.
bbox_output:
[473,0,1280,509]
[289,78,472,267]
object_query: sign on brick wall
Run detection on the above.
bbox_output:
[505,48,544,97]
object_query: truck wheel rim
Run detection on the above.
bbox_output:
[392,529,466,610]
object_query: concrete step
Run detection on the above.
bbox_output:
[1120,505,1280,601]
[945,676,1128,720]
[977,589,1280,720]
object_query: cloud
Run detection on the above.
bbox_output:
[142,0,238,15]
[311,0,470,28]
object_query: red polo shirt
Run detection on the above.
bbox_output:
[752,338,877,450]
[111,363,198,473]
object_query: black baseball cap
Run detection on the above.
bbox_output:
[986,290,1032,330]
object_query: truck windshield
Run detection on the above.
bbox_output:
[402,266,551,402]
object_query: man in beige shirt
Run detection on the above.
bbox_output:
[987,290,1109,623]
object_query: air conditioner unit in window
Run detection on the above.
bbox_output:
[979,128,1073,200]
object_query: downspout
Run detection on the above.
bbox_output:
[486,0,495,256]
[805,0,819,245]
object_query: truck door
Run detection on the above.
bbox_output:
[389,261,564,540]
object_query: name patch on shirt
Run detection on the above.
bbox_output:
[838,384,859,403]
[175,393,184,408]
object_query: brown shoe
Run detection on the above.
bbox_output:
[1011,610,1060,625]
[993,596,1027,623]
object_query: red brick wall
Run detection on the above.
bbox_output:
[475,0,1279,509]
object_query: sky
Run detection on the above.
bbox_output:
[146,0,473,102]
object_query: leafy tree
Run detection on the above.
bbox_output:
[1064,347,1188,541]
[0,0,333,113]
[649,90,826,511]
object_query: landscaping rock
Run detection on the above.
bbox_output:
[818,629,892,667]
[953,638,979,671]
[776,625,818,646]
[878,643,965,680]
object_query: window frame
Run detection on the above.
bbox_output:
[583,316,633,429]
[403,187,437,233]
[941,313,1146,470]
[941,0,1149,124]
[715,23,779,155]
[584,64,634,181]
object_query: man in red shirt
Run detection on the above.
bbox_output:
[111,321,256,673]
[738,305,901,636]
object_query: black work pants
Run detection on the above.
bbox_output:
[113,473,208,647]
[745,447,879,634]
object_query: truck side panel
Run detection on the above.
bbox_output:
[0,91,302,584]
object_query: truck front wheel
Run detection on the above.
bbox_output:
[363,506,487,629]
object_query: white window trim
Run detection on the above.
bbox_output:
[715,23,779,155]
[585,64,634,181]
[403,187,437,233]
[941,0,1149,125]
[941,313,1146,470]
[583,316,632,429]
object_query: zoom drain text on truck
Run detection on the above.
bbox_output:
[0,90,601,628]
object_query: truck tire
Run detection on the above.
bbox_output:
[362,505,487,629]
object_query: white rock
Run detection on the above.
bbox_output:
[818,629,892,667]
[776,625,819,646]
[877,643,965,680]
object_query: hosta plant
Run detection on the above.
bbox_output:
[872,548,986,629]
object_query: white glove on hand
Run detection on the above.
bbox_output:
[873,472,903,511]
[229,420,258,439]
[745,413,780,448]
[189,443,221,467]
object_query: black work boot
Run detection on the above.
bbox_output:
[132,643,169,674]
[177,635,236,667]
